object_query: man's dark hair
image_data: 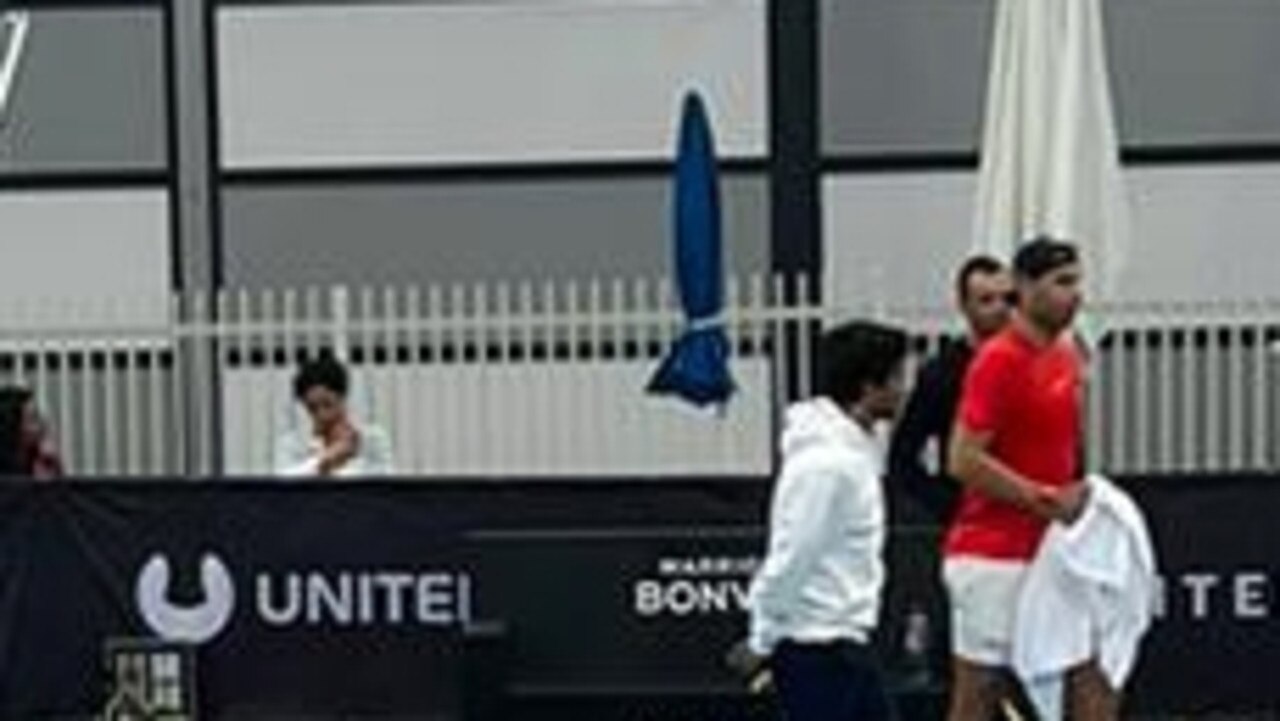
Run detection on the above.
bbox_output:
[1014,237,1080,281]
[815,321,909,406]
[0,386,33,475]
[293,353,349,400]
[955,254,1006,300]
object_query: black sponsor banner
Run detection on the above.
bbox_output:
[471,527,761,694]
[0,480,765,719]
[1128,478,1280,713]
[0,476,1276,718]
[0,484,476,718]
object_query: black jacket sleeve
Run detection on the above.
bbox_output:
[888,356,958,524]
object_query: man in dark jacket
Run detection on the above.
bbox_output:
[889,255,1014,526]
[882,257,1015,715]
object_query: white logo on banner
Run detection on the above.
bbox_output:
[255,571,472,627]
[1158,571,1273,622]
[633,555,760,618]
[135,551,474,640]
[136,553,236,644]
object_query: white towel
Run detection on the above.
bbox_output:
[1012,475,1158,720]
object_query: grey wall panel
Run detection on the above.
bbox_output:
[221,176,770,289]
[0,189,172,322]
[218,1,767,168]
[824,163,1280,309]
[822,0,1280,155]
[0,9,166,173]
[822,0,991,155]
[1107,1,1280,147]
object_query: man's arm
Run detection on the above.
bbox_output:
[947,424,1082,523]
[749,467,838,611]
[748,463,842,653]
[888,358,955,521]
[315,421,360,476]
[948,344,1083,523]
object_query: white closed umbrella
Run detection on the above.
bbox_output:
[972,0,1131,308]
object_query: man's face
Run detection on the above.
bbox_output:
[300,386,347,435]
[960,269,1014,340]
[1022,262,1083,333]
[863,362,907,422]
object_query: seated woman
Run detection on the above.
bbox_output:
[0,385,63,478]
[273,354,394,478]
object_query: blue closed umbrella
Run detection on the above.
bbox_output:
[647,91,735,407]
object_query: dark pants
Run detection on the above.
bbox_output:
[772,639,897,721]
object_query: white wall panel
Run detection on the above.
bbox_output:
[221,359,773,477]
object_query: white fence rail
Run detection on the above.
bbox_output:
[1,277,1278,478]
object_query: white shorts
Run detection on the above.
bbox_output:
[942,557,1029,667]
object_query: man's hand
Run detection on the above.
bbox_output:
[1052,482,1089,524]
[317,422,360,475]
[1023,482,1089,524]
[724,639,773,695]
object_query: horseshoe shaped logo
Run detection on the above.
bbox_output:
[136,553,235,644]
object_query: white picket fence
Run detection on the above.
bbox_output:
[1,276,1278,478]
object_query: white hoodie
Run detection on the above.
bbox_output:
[747,398,887,655]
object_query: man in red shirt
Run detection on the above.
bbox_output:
[944,238,1114,720]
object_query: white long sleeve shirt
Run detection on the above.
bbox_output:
[272,423,395,478]
[747,398,887,655]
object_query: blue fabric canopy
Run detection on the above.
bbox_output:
[647,91,735,407]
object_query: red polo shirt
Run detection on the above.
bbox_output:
[945,325,1083,560]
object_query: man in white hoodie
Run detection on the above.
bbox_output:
[273,353,394,478]
[747,320,909,721]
